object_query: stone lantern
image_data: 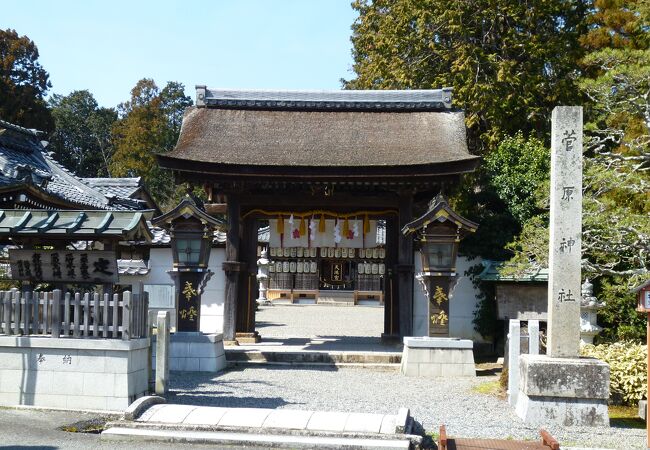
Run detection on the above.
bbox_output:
[256,248,271,305]
[580,279,604,345]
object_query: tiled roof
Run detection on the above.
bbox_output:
[83,177,143,198]
[196,87,454,111]
[0,119,150,211]
[147,223,227,246]
[478,260,549,282]
[0,209,154,242]
[118,259,150,276]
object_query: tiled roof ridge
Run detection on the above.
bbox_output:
[196,86,454,111]
[83,177,142,186]
[0,119,43,137]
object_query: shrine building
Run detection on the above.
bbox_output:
[157,87,480,344]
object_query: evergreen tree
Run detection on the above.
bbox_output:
[346,0,587,152]
[0,29,53,131]
[110,79,192,207]
[49,90,117,177]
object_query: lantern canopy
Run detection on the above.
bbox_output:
[402,194,478,275]
[152,195,223,271]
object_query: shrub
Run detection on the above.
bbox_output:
[581,342,647,405]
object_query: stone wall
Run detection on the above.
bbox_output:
[0,336,149,411]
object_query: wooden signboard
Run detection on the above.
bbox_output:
[9,249,118,283]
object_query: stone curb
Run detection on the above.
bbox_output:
[103,420,423,444]
[101,427,414,449]
[124,395,166,420]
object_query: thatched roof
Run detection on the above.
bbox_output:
[158,88,479,177]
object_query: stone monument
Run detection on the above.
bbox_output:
[515,106,610,426]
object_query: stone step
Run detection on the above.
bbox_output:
[225,350,402,366]
[103,399,419,449]
[101,427,412,449]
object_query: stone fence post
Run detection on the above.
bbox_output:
[508,319,520,407]
[155,311,170,395]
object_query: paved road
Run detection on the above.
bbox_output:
[0,407,222,449]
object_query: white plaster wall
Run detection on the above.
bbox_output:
[412,255,486,342]
[119,247,226,333]
[119,248,176,328]
[199,248,226,334]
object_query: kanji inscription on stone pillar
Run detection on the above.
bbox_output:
[547,106,582,358]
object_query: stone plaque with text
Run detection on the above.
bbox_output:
[547,106,582,358]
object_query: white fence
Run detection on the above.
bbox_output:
[0,289,148,340]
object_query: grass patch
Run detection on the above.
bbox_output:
[60,417,109,434]
[609,405,645,429]
[472,380,504,397]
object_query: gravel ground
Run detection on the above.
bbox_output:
[256,304,385,339]
[169,366,645,450]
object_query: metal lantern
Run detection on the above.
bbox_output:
[171,226,213,270]
[402,194,478,336]
[152,195,223,332]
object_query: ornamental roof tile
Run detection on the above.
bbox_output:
[117,259,150,276]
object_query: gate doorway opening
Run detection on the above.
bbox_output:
[247,219,395,351]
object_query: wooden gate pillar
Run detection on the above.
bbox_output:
[397,191,414,337]
[222,194,241,344]
[382,216,400,341]
[235,217,260,343]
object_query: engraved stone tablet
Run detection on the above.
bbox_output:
[547,106,583,358]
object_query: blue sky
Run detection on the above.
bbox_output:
[3,1,357,108]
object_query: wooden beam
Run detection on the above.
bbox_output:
[239,194,401,210]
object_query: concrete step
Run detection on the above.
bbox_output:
[225,350,402,366]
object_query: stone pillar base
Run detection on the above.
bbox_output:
[153,332,226,372]
[235,331,261,344]
[515,354,610,427]
[400,337,475,377]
